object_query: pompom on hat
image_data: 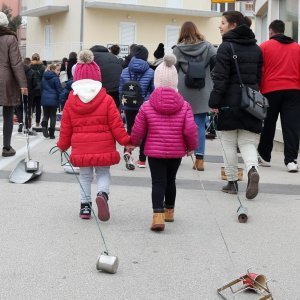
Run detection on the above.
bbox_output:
[73,49,102,82]
[154,54,178,90]
[0,12,9,27]
[153,43,165,59]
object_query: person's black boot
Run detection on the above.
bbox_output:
[222,181,238,194]
[48,128,55,139]
[18,123,23,133]
[41,121,49,138]
[246,166,259,199]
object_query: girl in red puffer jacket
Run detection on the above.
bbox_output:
[57,50,132,221]
[131,54,198,232]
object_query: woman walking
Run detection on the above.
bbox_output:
[0,12,27,157]
[209,11,263,199]
[173,21,216,171]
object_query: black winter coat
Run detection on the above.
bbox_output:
[24,65,36,95]
[209,25,263,133]
[90,45,123,93]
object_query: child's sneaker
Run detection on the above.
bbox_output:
[123,152,135,170]
[136,160,146,168]
[80,202,92,219]
[96,192,110,221]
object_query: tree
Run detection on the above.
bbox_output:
[1,4,22,33]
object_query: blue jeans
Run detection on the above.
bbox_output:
[194,113,206,156]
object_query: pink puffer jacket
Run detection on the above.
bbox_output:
[131,87,198,158]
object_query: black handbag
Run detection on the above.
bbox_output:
[230,43,269,121]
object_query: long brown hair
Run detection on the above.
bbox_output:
[177,21,205,44]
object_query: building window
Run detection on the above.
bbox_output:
[165,25,180,53]
[166,0,182,8]
[44,25,53,60]
[211,3,235,12]
[119,22,136,46]
[245,3,253,12]
[279,0,298,42]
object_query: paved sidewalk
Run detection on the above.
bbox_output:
[0,124,299,299]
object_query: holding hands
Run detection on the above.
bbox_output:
[125,144,135,152]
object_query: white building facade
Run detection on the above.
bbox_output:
[21,0,253,61]
[254,0,299,43]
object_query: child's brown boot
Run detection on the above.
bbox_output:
[164,208,174,222]
[193,158,204,171]
[150,213,165,231]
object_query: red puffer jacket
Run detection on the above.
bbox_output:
[57,85,130,167]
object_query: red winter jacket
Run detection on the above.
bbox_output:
[260,35,300,94]
[57,80,131,167]
[131,87,198,158]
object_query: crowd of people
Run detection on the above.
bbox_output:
[1,10,299,231]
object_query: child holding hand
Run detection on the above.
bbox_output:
[131,54,198,231]
[57,50,132,221]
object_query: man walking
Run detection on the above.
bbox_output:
[257,20,300,172]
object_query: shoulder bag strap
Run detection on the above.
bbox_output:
[229,43,244,87]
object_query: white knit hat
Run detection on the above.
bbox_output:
[154,54,178,90]
[0,12,9,27]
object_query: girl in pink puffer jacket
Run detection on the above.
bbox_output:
[131,54,198,232]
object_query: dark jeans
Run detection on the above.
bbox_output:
[107,91,120,110]
[2,106,14,148]
[124,109,146,162]
[42,106,57,130]
[258,90,300,165]
[148,157,182,212]
[16,94,33,129]
[32,95,42,124]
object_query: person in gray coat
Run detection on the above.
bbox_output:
[173,21,216,171]
[0,12,27,157]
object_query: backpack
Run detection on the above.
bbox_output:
[31,66,44,93]
[121,70,146,109]
[27,69,38,92]
[177,48,208,90]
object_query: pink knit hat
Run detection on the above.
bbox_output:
[154,54,178,90]
[73,50,102,82]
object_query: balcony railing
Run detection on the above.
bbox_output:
[21,0,69,12]
[85,0,212,11]
[21,0,69,17]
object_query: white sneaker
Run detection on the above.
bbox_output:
[123,152,135,170]
[258,156,271,167]
[63,162,80,174]
[287,162,298,173]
